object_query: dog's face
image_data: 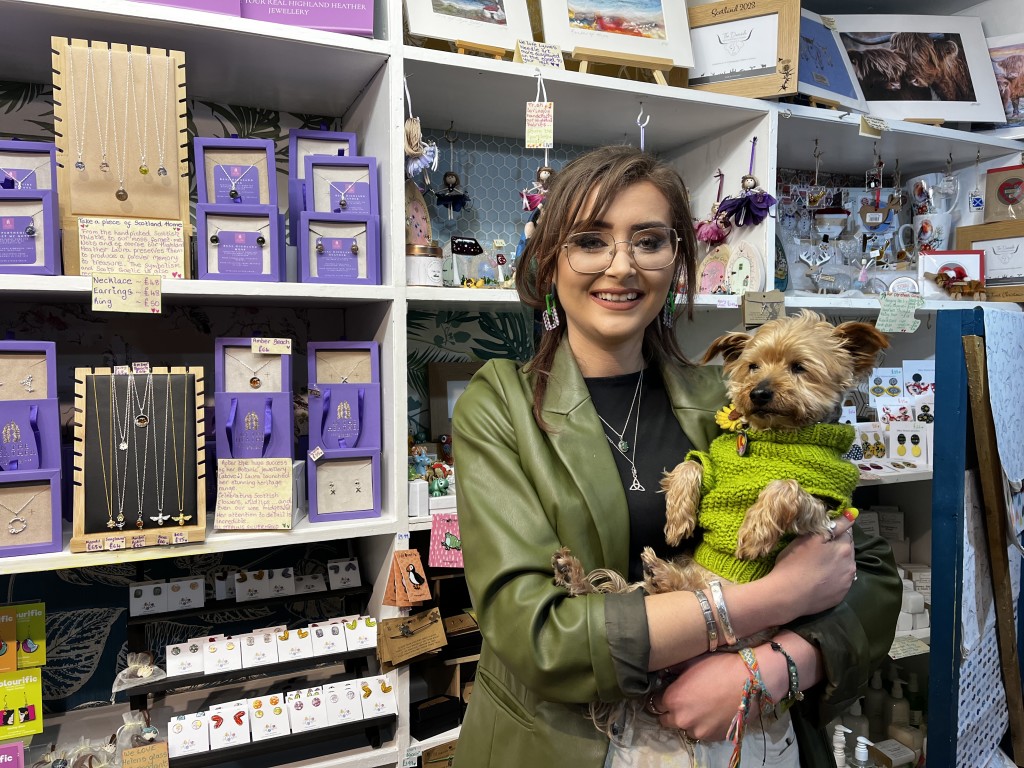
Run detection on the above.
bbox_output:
[703,311,889,431]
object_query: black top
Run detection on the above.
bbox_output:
[585,366,695,582]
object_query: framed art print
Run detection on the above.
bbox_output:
[538,0,693,68]
[428,361,483,439]
[980,33,1024,139]
[956,219,1024,287]
[833,15,1006,124]
[797,9,867,112]
[687,0,799,98]
[917,250,984,298]
[404,0,532,53]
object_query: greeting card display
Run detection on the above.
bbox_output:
[197,204,282,281]
[298,212,380,285]
[304,155,378,217]
[72,368,206,553]
[0,140,57,192]
[216,337,292,394]
[194,137,277,207]
[0,190,60,276]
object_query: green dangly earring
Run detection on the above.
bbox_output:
[662,267,681,328]
[542,289,560,331]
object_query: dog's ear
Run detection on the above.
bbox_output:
[701,332,751,364]
[833,321,890,378]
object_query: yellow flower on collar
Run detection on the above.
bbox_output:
[715,403,745,432]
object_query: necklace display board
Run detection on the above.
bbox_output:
[51,38,190,276]
[72,368,206,553]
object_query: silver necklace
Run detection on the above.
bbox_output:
[218,163,260,200]
[308,226,366,255]
[314,353,364,383]
[131,373,154,528]
[151,373,172,525]
[316,173,368,211]
[111,50,131,200]
[1,490,46,535]
[92,49,112,174]
[130,50,150,175]
[110,375,132,529]
[595,369,643,454]
[597,371,646,492]
[149,53,170,177]
[67,47,93,171]
[224,351,275,389]
[0,160,51,190]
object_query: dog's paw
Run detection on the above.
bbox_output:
[661,461,703,546]
[552,547,592,595]
[736,479,802,560]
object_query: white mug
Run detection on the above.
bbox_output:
[913,212,952,253]
[907,173,960,215]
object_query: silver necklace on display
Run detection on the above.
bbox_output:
[0,160,51,190]
[314,353,364,383]
[111,51,131,200]
[150,53,171,176]
[224,351,274,389]
[20,209,45,238]
[314,172,368,211]
[218,163,260,200]
[67,46,93,171]
[595,368,643,454]
[151,374,173,525]
[0,490,46,535]
[131,373,154,529]
[92,48,113,174]
[110,375,133,529]
[130,50,151,175]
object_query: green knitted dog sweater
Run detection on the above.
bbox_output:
[684,423,858,583]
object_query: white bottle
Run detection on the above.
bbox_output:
[844,696,870,741]
[885,678,910,728]
[850,736,876,768]
[833,724,852,767]
[864,669,888,741]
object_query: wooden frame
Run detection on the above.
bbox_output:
[403,0,532,55]
[687,0,799,99]
[428,362,484,441]
[957,219,1024,296]
[71,367,206,553]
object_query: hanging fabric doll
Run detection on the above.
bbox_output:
[435,170,470,220]
[694,169,731,247]
[520,165,555,212]
[717,138,777,228]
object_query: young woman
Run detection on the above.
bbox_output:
[452,145,901,767]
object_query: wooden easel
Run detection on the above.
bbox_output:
[905,118,947,126]
[571,47,672,86]
[455,39,506,60]
[809,96,842,111]
[963,336,1024,765]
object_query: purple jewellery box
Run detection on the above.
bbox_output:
[307,448,381,523]
[0,468,63,557]
[0,398,61,472]
[138,0,239,13]
[302,155,378,217]
[307,382,381,452]
[306,341,379,385]
[0,190,60,276]
[214,391,293,461]
[288,129,357,179]
[0,340,57,399]
[240,0,374,37]
[0,139,58,193]
[194,137,278,207]
[298,212,380,285]
[215,337,293,394]
[197,203,283,282]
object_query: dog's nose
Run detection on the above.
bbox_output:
[750,384,774,406]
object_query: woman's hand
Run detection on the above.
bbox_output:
[768,516,857,624]
[652,653,750,741]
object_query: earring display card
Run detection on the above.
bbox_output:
[203,637,242,674]
[287,686,329,732]
[235,570,271,602]
[868,366,905,409]
[14,602,45,670]
[326,557,361,589]
[902,360,936,396]
[194,138,277,207]
[249,693,290,741]
[308,383,381,451]
[0,607,17,674]
[167,712,211,758]
[240,631,279,668]
[197,205,282,281]
[0,668,43,739]
[276,628,314,661]
[288,130,358,179]
[359,676,397,717]
[304,156,378,216]
[295,574,327,594]
[213,570,239,600]
[72,368,206,553]
[0,191,60,275]
[891,423,932,466]
[310,622,348,656]
[324,680,364,725]
[308,451,381,522]
[308,342,379,385]
[128,580,169,617]
[343,616,377,651]
[298,212,380,285]
[266,568,296,597]
[166,641,205,677]
[208,702,251,750]
[216,337,292,394]
[0,473,61,559]
[0,343,56,401]
[167,578,205,611]
[0,141,58,192]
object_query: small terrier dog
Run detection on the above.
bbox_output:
[552,311,888,748]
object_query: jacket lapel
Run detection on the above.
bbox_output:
[661,360,727,452]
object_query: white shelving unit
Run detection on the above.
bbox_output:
[0,0,1020,764]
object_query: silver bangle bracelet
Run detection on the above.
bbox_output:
[693,588,719,652]
[708,580,737,647]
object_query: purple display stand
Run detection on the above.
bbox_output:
[240,0,373,36]
[302,155,378,216]
[194,137,278,207]
[306,449,381,523]
[0,399,61,472]
[196,203,283,282]
[298,212,380,285]
[307,382,381,451]
[0,190,60,276]
[288,129,357,179]
[287,179,304,247]
[214,391,293,460]
[0,139,58,192]
[137,0,239,12]
[0,468,63,557]
[306,341,379,384]
[215,337,293,394]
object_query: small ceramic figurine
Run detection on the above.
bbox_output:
[410,446,431,478]
[429,475,450,497]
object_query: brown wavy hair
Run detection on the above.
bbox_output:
[515,145,698,429]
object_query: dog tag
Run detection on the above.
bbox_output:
[736,430,748,457]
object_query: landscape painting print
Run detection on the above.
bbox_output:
[566,0,666,40]
[432,0,507,25]
[986,34,1024,137]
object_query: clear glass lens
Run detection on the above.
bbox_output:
[565,227,678,273]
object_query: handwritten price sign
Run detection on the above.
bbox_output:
[251,337,292,354]
[91,273,162,314]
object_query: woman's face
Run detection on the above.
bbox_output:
[555,181,675,366]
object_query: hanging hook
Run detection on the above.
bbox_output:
[946,152,954,175]
[636,102,650,152]
[443,121,456,143]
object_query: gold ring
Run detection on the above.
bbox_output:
[644,692,668,717]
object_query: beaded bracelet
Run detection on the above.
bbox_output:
[708,580,737,647]
[727,647,776,766]
[693,588,719,652]
[769,640,804,706]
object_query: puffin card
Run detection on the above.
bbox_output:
[394,549,430,602]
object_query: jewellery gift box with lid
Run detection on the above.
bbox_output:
[302,155,378,218]
[214,338,293,461]
[0,190,61,276]
[197,204,284,282]
[306,341,381,522]
[0,341,62,474]
[298,212,380,285]
[287,128,357,245]
[194,137,278,207]
[0,140,58,193]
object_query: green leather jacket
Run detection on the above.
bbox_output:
[451,341,901,768]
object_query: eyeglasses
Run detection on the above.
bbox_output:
[563,227,679,274]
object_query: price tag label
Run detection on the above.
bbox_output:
[402,748,422,768]
[132,362,151,374]
[91,273,162,314]
[716,295,741,309]
[251,337,292,355]
[526,102,554,149]
[113,365,131,376]
[308,446,325,462]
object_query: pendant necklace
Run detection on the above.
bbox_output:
[308,226,365,255]
[130,373,154,529]
[19,209,45,238]
[149,53,171,176]
[597,371,646,492]
[110,375,132,529]
[218,163,260,201]
[91,49,113,174]
[110,50,131,200]
[314,353,365,384]
[224,350,275,389]
[595,369,643,455]
[321,173,368,212]
[12,358,47,394]
[91,375,116,531]
[0,490,46,535]
[170,374,190,526]
[67,46,94,171]
[151,373,173,525]
[0,160,51,190]
[209,222,271,247]
[129,50,151,176]
[131,370,153,428]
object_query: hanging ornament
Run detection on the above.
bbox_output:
[435,124,470,221]
[694,168,731,247]
[402,78,439,179]
[717,138,777,228]
[520,164,555,211]
[969,149,985,212]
